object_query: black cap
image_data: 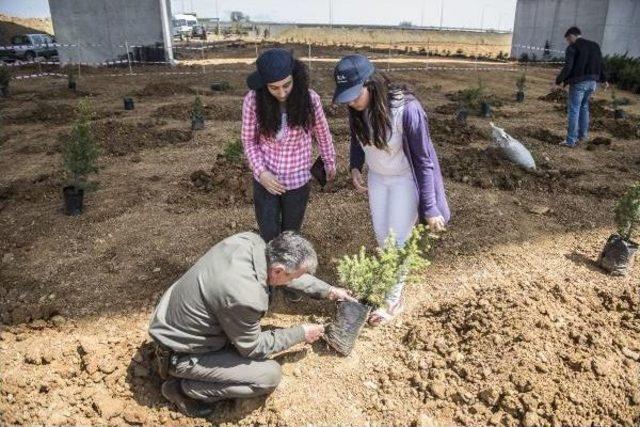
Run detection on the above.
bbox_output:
[247,48,294,90]
[333,54,375,104]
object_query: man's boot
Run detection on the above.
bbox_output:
[161,379,215,418]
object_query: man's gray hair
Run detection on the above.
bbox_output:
[265,231,318,274]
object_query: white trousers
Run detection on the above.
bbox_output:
[367,170,419,305]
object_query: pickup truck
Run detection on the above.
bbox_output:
[0,34,58,62]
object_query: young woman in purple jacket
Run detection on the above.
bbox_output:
[333,55,450,326]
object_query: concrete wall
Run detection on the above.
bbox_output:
[601,0,640,57]
[49,0,171,64]
[511,0,608,59]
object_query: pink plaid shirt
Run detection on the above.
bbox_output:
[241,89,336,190]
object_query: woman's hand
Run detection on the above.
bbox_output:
[259,171,286,195]
[426,215,446,232]
[325,166,337,183]
[351,168,367,193]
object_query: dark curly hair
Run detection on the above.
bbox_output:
[255,59,315,138]
[348,71,414,150]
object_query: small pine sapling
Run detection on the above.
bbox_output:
[615,182,640,243]
[337,225,430,307]
[222,138,243,163]
[67,68,77,89]
[191,95,205,130]
[0,65,10,96]
[62,100,100,189]
[516,72,526,93]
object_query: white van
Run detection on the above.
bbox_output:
[172,14,198,38]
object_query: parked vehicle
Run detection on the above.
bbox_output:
[192,25,207,40]
[1,34,58,62]
[172,14,198,39]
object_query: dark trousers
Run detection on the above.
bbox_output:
[252,179,310,242]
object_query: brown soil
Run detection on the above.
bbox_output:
[513,126,563,145]
[433,103,459,115]
[152,98,241,122]
[135,82,196,98]
[538,89,567,104]
[429,117,489,146]
[1,55,640,426]
[91,120,193,156]
[171,154,254,210]
[592,117,638,139]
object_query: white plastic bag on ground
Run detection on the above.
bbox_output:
[490,122,536,171]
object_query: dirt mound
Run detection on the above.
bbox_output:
[586,137,613,151]
[135,82,195,97]
[5,102,119,126]
[0,173,63,204]
[165,155,252,212]
[396,283,640,426]
[429,118,489,146]
[434,103,459,115]
[441,146,583,193]
[513,127,563,145]
[0,14,53,44]
[92,120,192,156]
[5,102,76,125]
[539,89,567,103]
[152,99,241,122]
[592,118,638,139]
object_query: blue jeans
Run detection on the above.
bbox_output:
[566,80,597,145]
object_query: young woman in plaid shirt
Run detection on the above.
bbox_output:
[333,55,450,326]
[241,48,336,243]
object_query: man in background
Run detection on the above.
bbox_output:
[554,26,608,148]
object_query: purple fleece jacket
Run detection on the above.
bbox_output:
[349,97,451,223]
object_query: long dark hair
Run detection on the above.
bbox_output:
[255,59,314,138]
[348,71,412,149]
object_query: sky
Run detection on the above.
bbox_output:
[0,0,517,31]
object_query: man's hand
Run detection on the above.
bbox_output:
[351,168,367,193]
[426,215,446,232]
[302,324,325,344]
[328,286,358,302]
[259,171,286,195]
[551,83,563,91]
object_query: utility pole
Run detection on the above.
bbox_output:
[480,4,490,31]
[420,0,425,27]
[439,0,444,30]
[329,0,333,28]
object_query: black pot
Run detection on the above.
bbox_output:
[124,97,135,110]
[614,109,627,120]
[516,91,525,102]
[210,81,230,91]
[455,108,468,124]
[480,101,492,118]
[68,81,76,90]
[63,186,84,216]
[598,233,638,276]
[191,116,205,130]
[323,300,372,356]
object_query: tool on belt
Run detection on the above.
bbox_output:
[154,342,179,380]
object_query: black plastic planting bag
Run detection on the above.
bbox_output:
[324,301,371,356]
[599,234,638,276]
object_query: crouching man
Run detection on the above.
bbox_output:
[148,231,354,417]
